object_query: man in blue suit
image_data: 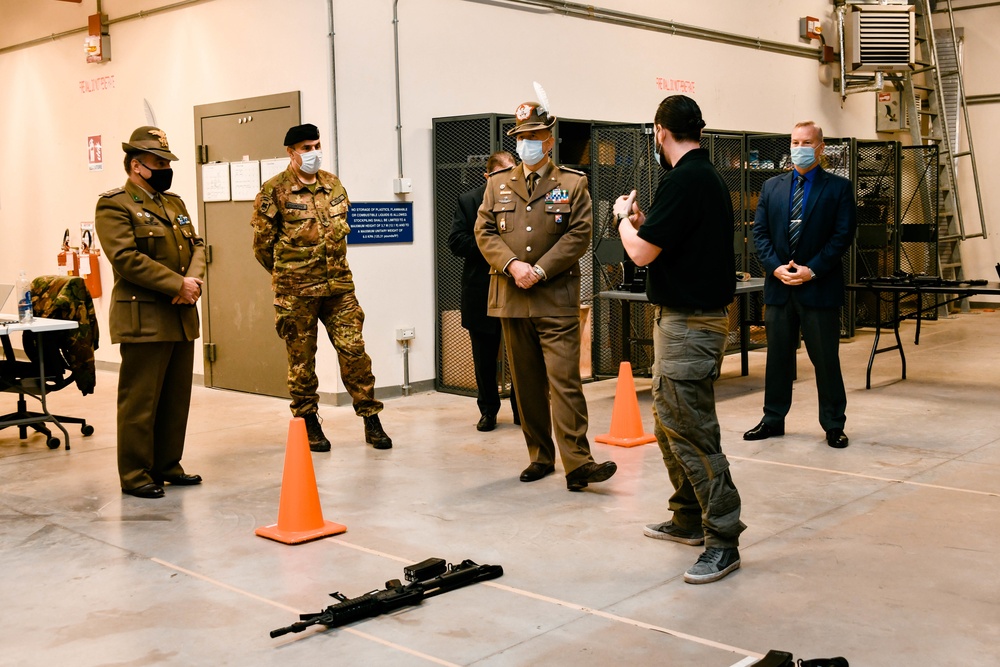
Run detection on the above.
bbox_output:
[744,121,857,449]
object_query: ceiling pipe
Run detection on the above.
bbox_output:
[0,0,209,55]
[466,0,821,60]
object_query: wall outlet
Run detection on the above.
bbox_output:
[395,327,415,341]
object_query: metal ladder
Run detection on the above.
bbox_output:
[900,0,988,311]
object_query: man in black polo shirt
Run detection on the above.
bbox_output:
[615,95,745,585]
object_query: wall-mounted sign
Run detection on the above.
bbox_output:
[87,135,103,172]
[347,202,413,245]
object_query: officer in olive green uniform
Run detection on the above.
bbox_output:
[475,101,616,491]
[96,126,206,499]
[251,123,391,452]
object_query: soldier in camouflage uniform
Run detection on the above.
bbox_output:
[251,123,392,452]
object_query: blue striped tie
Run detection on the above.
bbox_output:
[789,174,805,254]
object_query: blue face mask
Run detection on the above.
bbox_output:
[790,146,816,169]
[516,138,546,165]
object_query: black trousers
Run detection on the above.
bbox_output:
[468,328,517,419]
[762,293,847,432]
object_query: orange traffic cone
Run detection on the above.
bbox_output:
[255,417,347,544]
[595,362,656,447]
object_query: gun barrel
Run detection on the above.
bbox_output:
[270,619,315,638]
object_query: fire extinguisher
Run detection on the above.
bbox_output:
[79,229,103,298]
[57,229,79,276]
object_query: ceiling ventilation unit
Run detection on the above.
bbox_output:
[844,3,915,73]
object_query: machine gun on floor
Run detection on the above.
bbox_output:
[270,558,503,638]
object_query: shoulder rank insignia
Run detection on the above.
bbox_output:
[559,166,585,176]
[545,188,570,204]
[99,187,125,198]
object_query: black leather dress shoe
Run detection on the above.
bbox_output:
[519,462,555,482]
[156,473,203,486]
[476,414,497,432]
[566,461,617,491]
[826,428,849,449]
[743,421,785,441]
[122,483,165,499]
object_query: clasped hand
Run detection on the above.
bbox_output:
[613,189,644,228]
[774,261,812,286]
[173,277,204,305]
[509,260,541,290]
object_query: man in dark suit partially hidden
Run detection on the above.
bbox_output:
[745,121,857,449]
[448,151,519,432]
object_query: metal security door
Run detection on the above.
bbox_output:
[194,92,300,397]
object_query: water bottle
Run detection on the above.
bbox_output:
[17,270,33,324]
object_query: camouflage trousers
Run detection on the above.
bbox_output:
[274,291,382,418]
[651,306,745,549]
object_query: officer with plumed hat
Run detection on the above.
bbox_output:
[475,93,617,492]
[95,125,206,498]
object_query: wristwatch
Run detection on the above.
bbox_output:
[616,210,629,222]
[532,265,546,281]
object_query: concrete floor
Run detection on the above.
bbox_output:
[2,310,999,667]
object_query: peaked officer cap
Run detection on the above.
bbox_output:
[506,102,556,136]
[284,123,320,147]
[121,126,179,161]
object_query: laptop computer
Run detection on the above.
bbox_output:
[0,283,18,324]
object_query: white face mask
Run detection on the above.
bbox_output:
[298,149,322,175]
[516,138,546,165]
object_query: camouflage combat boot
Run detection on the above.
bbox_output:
[363,414,392,450]
[303,412,331,452]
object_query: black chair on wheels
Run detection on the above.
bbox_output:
[0,276,98,450]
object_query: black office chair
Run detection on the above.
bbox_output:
[0,276,98,450]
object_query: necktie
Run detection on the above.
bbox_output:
[789,174,805,254]
[527,172,538,198]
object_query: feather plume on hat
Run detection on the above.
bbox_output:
[533,81,551,117]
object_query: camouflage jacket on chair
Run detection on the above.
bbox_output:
[29,275,100,395]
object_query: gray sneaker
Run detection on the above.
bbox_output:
[643,521,704,545]
[683,547,741,584]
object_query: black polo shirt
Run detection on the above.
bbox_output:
[636,148,736,309]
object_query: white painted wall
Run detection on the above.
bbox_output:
[1,0,996,398]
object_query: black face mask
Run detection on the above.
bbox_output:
[656,148,672,171]
[140,164,174,192]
